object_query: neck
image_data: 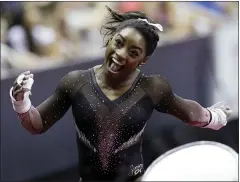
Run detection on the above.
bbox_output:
[94,64,138,89]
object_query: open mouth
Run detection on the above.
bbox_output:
[108,57,124,73]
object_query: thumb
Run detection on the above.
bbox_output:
[224,108,233,118]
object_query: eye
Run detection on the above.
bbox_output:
[129,50,138,57]
[115,39,122,47]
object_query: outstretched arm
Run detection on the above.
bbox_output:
[154,76,232,130]
[10,71,75,134]
[156,92,211,127]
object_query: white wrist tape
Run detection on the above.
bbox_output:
[204,108,227,130]
[10,77,34,114]
[10,87,31,113]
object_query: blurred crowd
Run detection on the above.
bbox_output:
[1,1,238,79]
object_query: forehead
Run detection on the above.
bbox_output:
[116,27,146,49]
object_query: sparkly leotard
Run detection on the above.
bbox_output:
[74,69,154,181]
[32,68,208,181]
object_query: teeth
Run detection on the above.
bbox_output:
[112,58,123,66]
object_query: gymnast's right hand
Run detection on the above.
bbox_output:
[10,71,34,113]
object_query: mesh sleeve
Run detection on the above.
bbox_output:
[146,75,210,125]
[36,71,80,132]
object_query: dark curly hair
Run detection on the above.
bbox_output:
[100,6,161,56]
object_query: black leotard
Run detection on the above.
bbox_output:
[36,68,195,181]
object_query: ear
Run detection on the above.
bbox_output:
[139,57,149,66]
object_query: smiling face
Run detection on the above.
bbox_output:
[103,27,148,79]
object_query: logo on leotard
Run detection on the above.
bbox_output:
[129,164,143,176]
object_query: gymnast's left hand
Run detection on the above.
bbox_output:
[209,102,233,118]
[205,102,233,130]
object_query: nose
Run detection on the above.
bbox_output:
[115,48,127,62]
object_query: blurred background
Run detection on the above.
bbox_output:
[1,1,238,182]
[1,1,238,78]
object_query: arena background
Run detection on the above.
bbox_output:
[1,2,238,181]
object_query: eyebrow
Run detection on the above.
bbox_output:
[117,34,143,53]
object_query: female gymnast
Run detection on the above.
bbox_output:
[10,6,232,182]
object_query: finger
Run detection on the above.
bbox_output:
[13,75,22,87]
[214,102,226,108]
[226,109,233,114]
[22,80,28,85]
[225,107,231,111]
[17,74,25,85]
[13,84,21,92]
[12,73,32,88]
[220,105,231,112]
[23,74,34,80]
[29,74,34,79]
[14,86,30,95]
[13,80,18,87]
[22,79,34,89]
[18,72,31,83]
[13,80,22,88]
[13,88,24,96]
[11,86,18,96]
[22,88,31,92]
[21,71,31,76]
[226,110,233,117]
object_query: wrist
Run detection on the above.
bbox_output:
[10,87,32,113]
[202,108,212,127]
[203,108,227,130]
